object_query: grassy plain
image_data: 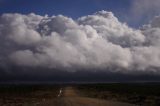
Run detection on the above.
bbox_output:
[0,84,60,105]
[0,83,159,105]
[76,83,160,106]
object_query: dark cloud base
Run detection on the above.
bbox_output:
[0,66,160,83]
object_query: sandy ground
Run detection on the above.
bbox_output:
[29,87,136,106]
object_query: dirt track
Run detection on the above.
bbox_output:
[32,87,135,106]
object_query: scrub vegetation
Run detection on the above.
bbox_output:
[76,83,160,106]
[0,84,60,105]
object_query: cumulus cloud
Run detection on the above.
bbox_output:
[0,13,42,45]
[0,11,160,74]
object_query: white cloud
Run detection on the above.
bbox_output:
[1,11,160,74]
[0,13,42,45]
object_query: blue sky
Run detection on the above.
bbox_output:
[0,0,160,27]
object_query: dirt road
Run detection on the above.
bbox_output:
[33,87,135,106]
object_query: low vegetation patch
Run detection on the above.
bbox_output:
[0,84,60,105]
[76,83,160,106]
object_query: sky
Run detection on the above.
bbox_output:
[0,0,159,27]
[0,0,130,16]
[1,0,160,83]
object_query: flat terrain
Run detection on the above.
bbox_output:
[0,85,134,106]
[35,87,135,106]
[50,87,133,106]
[0,83,160,106]
[77,83,160,106]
